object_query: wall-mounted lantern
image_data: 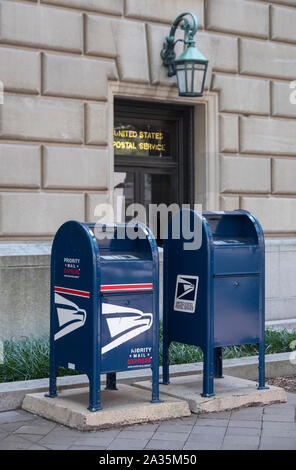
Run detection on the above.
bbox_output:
[161,12,208,97]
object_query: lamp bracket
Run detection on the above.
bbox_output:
[161,12,199,77]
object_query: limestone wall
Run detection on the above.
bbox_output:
[0,0,295,237]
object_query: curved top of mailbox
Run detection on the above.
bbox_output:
[203,209,264,248]
[165,208,264,250]
[88,221,158,258]
[52,220,99,258]
[52,220,158,261]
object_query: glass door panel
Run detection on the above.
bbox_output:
[114,171,135,223]
[144,173,176,244]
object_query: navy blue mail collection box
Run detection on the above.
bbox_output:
[47,221,160,411]
[162,209,267,397]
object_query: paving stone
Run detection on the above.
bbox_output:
[0,430,9,441]
[0,435,33,450]
[0,410,34,424]
[87,429,121,439]
[259,437,296,450]
[152,431,189,442]
[286,393,296,405]
[13,423,56,435]
[71,435,115,447]
[226,427,261,437]
[261,428,296,439]
[68,445,107,450]
[107,438,149,450]
[231,408,264,420]
[123,423,159,432]
[183,442,221,450]
[262,421,296,431]
[157,424,193,433]
[263,414,295,422]
[0,420,41,433]
[264,404,295,413]
[117,430,155,440]
[195,418,229,427]
[38,428,82,445]
[228,419,262,429]
[12,433,45,443]
[145,439,184,450]
[157,417,195,425]
[186,433,224,444]
[27,444,48,450]
[191,426,226,436]
[42,443,71,450]
[223,435,260,447]
[221,443,258,450]
[178,416,198,425]
[199,411,231,420]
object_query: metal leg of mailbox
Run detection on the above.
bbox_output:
[258,341,269,390]
[151,360,162,404]
[88,371,102,412]
[162,339,170,385]
[45,327,57,398]
[45,366,57,398]
[201,347,215,397]
[151,317,162,403]
[214,347,224,378]
[105,373,118,390]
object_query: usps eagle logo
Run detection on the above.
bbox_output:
[54,293,87,341]
[54,291,153,352]
[101,303,153,354]
[174,275,199,313]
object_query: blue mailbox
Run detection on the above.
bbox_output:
[163,209,267,397]
[47,221,160,411]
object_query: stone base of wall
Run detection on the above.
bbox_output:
[0,239,295,340]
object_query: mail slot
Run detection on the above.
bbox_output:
[47,221,160,411]
[162,209,267,396]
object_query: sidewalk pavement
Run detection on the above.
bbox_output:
[0,393,295,450]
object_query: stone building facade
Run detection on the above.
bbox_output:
[0,0,296,338]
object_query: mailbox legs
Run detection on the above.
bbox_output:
[88,373,102,412]
[151,355,162,403]
[162,338,170,385]
[258,341,269,390]
[45,326,57,398]
[105,373,118,390]
[201,347,215,397]
[214,347,223,378]
[46,368,57,398]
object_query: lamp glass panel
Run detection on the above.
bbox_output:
[176,64,186,94]
[193,63,206,95]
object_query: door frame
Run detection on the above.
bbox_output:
[108,81,219,212]
[114,98,194,209]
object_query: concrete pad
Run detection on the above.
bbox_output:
[133,375,287,414]
[22,384,190,431]
[1,352,293,412]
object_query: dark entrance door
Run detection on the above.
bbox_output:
[114,99,194,243]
